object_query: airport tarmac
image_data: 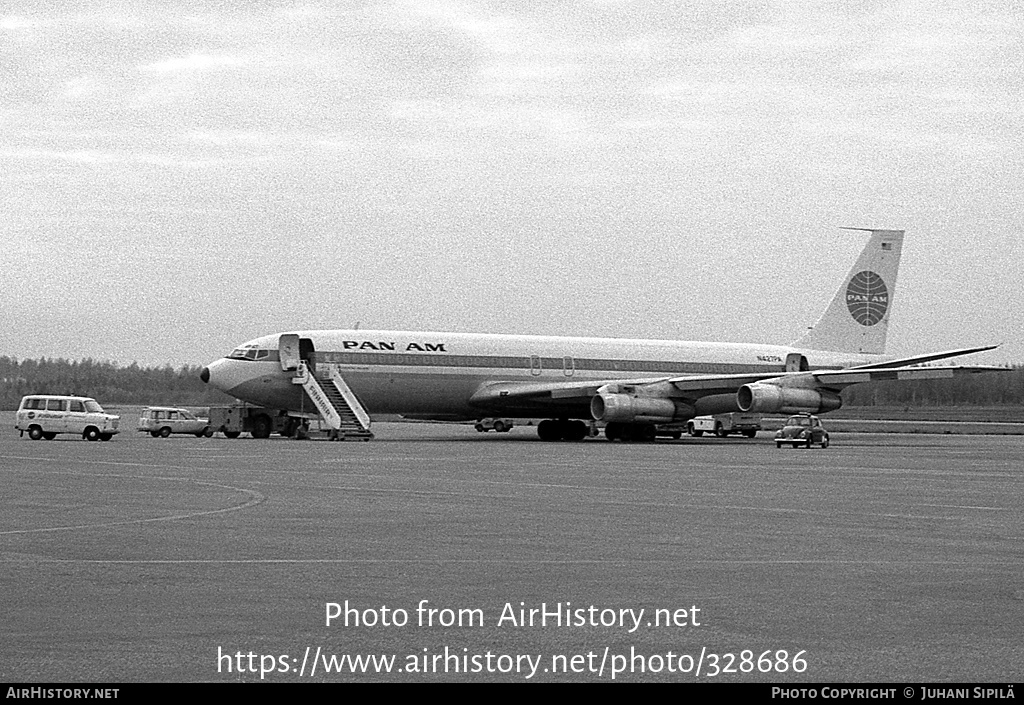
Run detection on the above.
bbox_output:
[1,422,1022,682]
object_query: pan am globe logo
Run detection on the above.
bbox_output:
[846,271,889,326]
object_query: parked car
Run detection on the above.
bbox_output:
[775,414,830,448]
[15,395,120,441]
[138,407,212,438]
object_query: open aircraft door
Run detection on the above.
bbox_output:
[786,352,809,372]
[279,333,301,372]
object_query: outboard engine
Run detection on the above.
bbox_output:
[737,383,842,414]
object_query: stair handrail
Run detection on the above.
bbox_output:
[328,365,372,430]
[300,366,343,430]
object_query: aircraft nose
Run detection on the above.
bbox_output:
[201,358,248,396]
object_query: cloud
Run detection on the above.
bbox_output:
[139,53,246,72]
[1,2,1022,364]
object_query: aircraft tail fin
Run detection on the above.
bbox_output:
[792,228,904,354]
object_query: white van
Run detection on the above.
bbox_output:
[15,395,120,441]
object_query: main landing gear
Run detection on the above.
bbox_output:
[533,419,659,442]
[603,422,657,442]
[536,419,590,441]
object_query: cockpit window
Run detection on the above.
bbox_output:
[227,345,270,361]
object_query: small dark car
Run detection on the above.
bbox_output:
[775,414,830,448]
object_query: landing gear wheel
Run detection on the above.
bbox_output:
[537,420,559,441]
[251,415,273,439]
[606,423,657,442]
[282,418,300,438]
[566,420,588,441]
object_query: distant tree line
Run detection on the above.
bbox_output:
[0,357,234,410]
[1,356,1021,411]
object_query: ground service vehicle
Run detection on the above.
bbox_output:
[687,413,762,438]
[207,405,297,439]
[15,395,120,441]
[775,414,830,448]
[474,418,514,433]
[138,407,212,438]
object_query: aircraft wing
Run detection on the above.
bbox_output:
[660,363,1005,417]
[798,363,1007,388]
[846,344,1000,370]
[469,369,830,405]
[662,363,1004,393]
[469,362,1006,418]
[469,377,671,406]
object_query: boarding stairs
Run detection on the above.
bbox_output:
[292,362,374,440]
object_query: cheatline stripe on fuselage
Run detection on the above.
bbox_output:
[229,350,846,376]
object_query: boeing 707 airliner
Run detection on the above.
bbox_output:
[200,228,999,441]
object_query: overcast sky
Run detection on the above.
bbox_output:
[3,1,1022,368]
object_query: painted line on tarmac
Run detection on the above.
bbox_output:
[1,458,1005,526]
[0,478,264,536]
[1,557,1020,566]
[1,454,252,472]
[2,465,983,527]
[919,503,1010,511]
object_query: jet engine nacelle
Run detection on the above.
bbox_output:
[591,393,691,424]
[737,383,842,414]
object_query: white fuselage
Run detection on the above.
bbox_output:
[202,329,880,421]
